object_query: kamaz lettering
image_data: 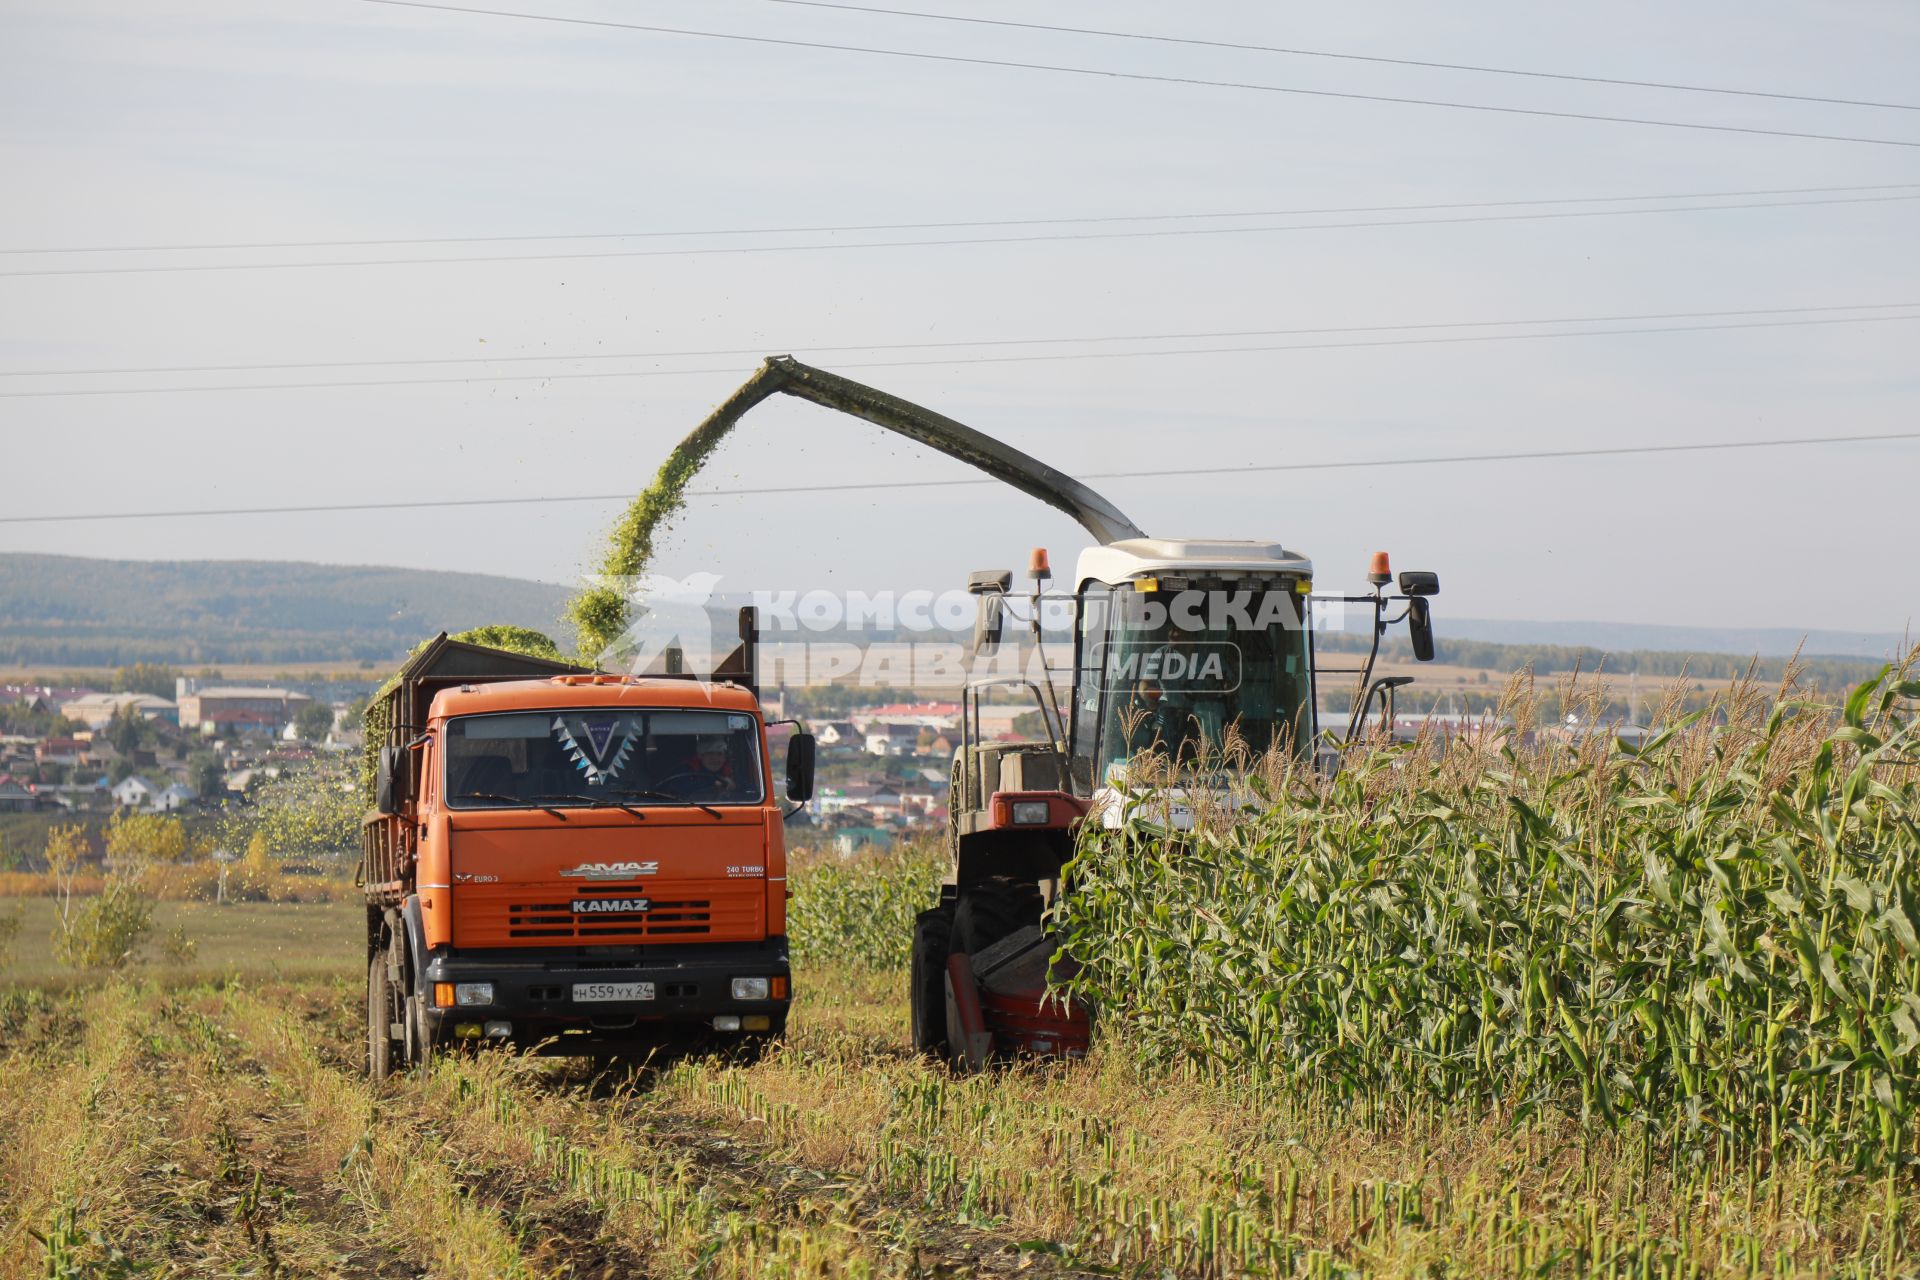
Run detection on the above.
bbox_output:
[560,861,658,880]
[572,898,651,914]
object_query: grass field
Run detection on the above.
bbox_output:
[0,899,361,985]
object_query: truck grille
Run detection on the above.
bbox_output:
[507,899,712,940]
[450,877,765,948]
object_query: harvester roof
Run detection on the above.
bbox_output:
[1074,538,1312,586]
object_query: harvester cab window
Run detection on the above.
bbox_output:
[444,709,764,808]
[1093,579,1312,780]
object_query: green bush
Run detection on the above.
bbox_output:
[53,886,153,970]
[1058,670,1920,1169]
[158,924,197,965]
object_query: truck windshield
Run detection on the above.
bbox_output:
[1091,583,1312,778]
[444,708,764,808]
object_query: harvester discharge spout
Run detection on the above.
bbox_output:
[698,356,1148,546]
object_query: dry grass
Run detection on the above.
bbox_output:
[0,984,161,1275]
[0,963,1912,1276]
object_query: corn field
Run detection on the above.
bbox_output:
[786,839,944,970]
[1058,666,1920,1173]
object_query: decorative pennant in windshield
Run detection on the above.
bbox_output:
[552,713,640,785]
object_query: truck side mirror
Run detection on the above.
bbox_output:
[785,732,817,803]
[375,745,409,816]
[1407,596,1436,662]
[968,569,1012,656]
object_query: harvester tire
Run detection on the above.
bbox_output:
[951,877,1044,957]
[910,904,955,1057]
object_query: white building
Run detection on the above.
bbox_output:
[864,723,922,756]
[111,776,156,808]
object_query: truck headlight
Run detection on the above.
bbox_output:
[730,977,770,1001]
[455,982,495,1006]
[1011,800,1050,824]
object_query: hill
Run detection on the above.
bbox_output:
[0,553,574,665]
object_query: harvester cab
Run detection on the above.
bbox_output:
[674,356,1440,1069]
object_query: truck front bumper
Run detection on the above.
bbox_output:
[420,939,790,1046]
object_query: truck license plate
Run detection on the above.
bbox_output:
[572,982,655,1003]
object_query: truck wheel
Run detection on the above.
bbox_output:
[909,904,955,1058]
[367,953,400,1081]
[951,878,1044,956]
[407,993,436,1078]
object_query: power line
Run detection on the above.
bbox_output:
[349,0,1920,150]
[7,192,1916,279]
[3,313,1914,400]
[762,0,1920,113]
[6,182,1916,257]
[5,300,1913,380]
[2,430,1912,526]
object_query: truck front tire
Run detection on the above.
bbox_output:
[407,992,436,1077]
[367,953,402,1081]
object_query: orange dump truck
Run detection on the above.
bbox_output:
[360,627,814,1077]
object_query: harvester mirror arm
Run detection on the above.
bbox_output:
[1338,584,1394,744]
[1371,676,1417,736]
[705,356,1148,546]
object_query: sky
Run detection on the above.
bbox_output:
[1,0,1916,638]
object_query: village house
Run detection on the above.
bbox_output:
[0,775,36,813]
[3,685,94,715]
[892,788,941,818]
[814,780,903,818]
[864,723,922,757]
[35,736,91,767]
[813,721,861,749]
[111,775,157,808]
